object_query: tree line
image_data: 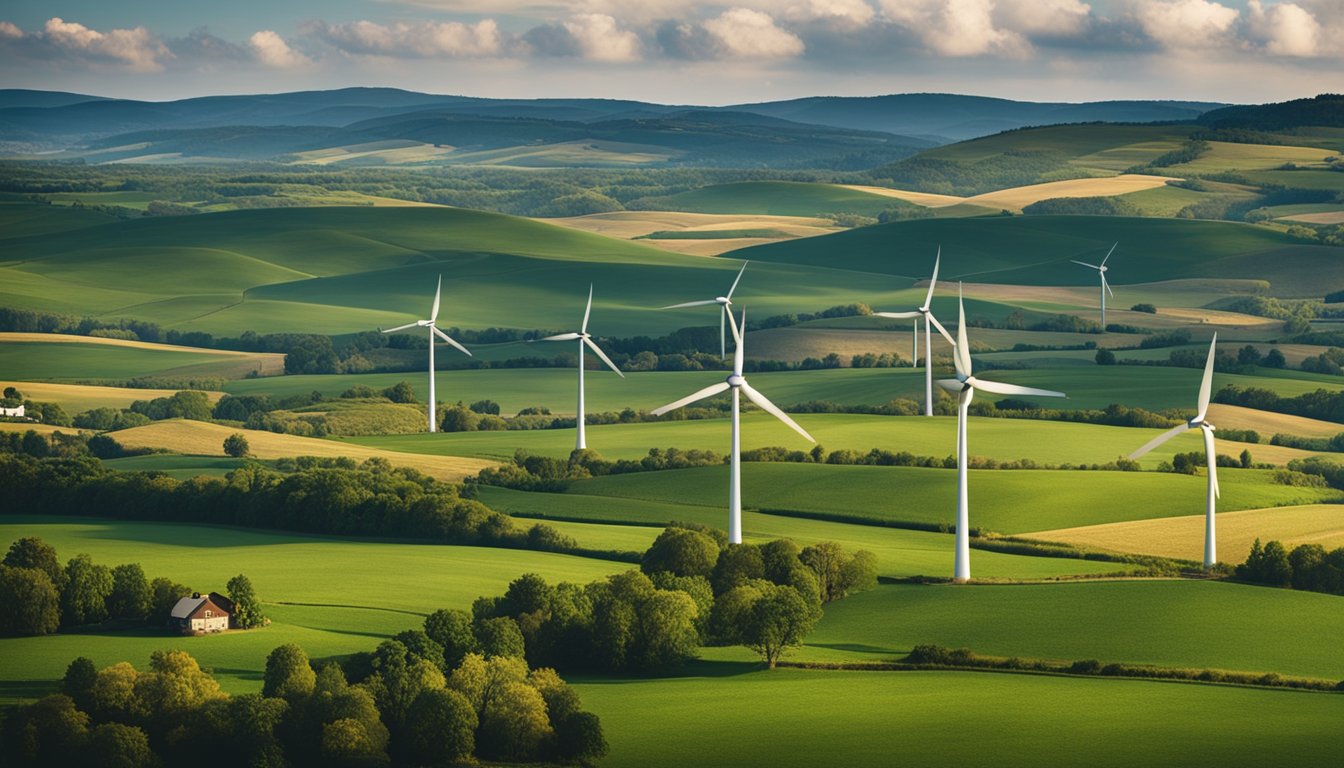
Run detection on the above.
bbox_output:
[0,536,263,637]
[1236,537,1344,596]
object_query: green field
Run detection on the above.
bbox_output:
[918,124,1191,171]
[639,181,913,217]
[805,581,1344,677]
[478,487,1141,580]
[574,669,1344,768]
[101,454,253,478]
[0,517,627,695]
[565,463,1340,535]
[0,339,267,381]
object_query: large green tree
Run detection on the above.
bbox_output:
[3,536,64,591]
[641,527,721,578]
[403,688,477,766]
[106,563,151,621]
[424,608,479,669]
[263,644,316,700]
[62,554,113,626]
[227,573,265,628]
[0,565,61,636]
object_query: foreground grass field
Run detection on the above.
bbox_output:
[0,517,627,696]
[573,668,1344,768]
[1029,504,1344,562]
[805,580,1344,679]
[567,463,1342,535]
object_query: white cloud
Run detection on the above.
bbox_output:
[995,0,1092,36]
[562,13,641,61]
[703,8,806,58]
[1133,0,1239,49]
[880,0,1029,57]
[0,21,22,39]
[1247,0,1321,56]
[784,0,877,26]
[41,17,171,71]
[309,19,502,58]
[249,30,310,68]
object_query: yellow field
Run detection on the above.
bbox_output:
[1029,504,1344,563]
[548,211,839,256]
[0,332,280,359]
[0,381,225,412]
[0,422,86,436]
[960,174,1177,211]
[1206,403,1344,439]
[1164,141,1337,174]
[836,185,965,207]
[111,419,497,481]
[290,140,455,166]
[1280,211,1344,225]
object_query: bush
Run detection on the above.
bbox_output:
[1130,303,1157,314]
[1095,348,1116,365]
[222,433,250,458]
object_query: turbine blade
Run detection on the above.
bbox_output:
[381,321,420,334]
[432,325,472,357]
[922,247,940,311]
[538,332,582,342]
[1203,425,1220,500]
[1196,333,1218,421]
[1071,260,1101,270]
[584,337,624,378]
[1101,242,1117,267]
[1102,273,1114,298]
[741,382,814,443]
[970,379,1066,398]
[928,313,956,347]
[955,286,972,378]
[430,275,442,322]
[727,261,748,299]
[732,308,746,376]
[582,284,593,334]
[1129,423,1191,460]
[651,382,731,416]
[936,378,963,393]
[661,299,719,309]
[875,310,922,319]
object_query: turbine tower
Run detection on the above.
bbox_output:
[538,285,624,451]
[652,308,813,544]
[1071,243,1117,328]
[938,286,1066,582]
[1128,334,1221,569]
[661,261,748,359]
[875,248,955,417]
[380,275,472,433]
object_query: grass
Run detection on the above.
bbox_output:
[349,411,1308,468]
[1206,403,1344,438]
[960,174,1174,212]
[109,419,496,482]
[639,181,913,217]
[920,124,1191,169]
[0,381,224,413]
[478,487,1140,580]
[101,454,255,479]
[1029,504,1344,563]
[804,581,1344,679]
[0,334,281,381]
[566,463,1341,535]
[1161,141,1337,174]
[0,517,629,695]
[574,667,1344,768]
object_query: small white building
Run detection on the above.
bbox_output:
[170,593,231,634]
[0,404,24,418]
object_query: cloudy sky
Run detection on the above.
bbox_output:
[1,0,1340,104]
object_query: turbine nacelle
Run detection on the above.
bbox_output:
[727,374,746,387]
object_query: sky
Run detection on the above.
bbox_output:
[1,0,1341,104]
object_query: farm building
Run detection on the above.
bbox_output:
[170,592,231,634]
[0,404,25,418]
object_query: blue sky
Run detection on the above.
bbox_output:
[1,1,1340,103]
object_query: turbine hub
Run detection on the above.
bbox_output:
[417,320,432,326]
[1099,266,1108,273]
[727,374,746,387]
[717,297,731,304]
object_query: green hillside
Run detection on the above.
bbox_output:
[639,181,915,217]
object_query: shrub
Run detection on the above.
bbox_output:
[1130,303,1157,314]
[223,433,250,458]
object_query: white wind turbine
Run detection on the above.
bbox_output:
[380,275,472,433]
[1128,334,1222,569]
[875,248,955,416]
[652,308,813,544]
[938,286,1066,582]
[1071,243,1117,328]
[537,285,624,451]
[661,261,749,359]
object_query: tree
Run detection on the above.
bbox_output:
[364,640,447,729]
[0,565,61,635]
[469,399,501,415]
[1094,348,1117,365]
[1238,345,1262,366]
[223,433,250,458]
[424,608,479,669]
[383,381,417,403]
[227,573,264,628]
[743,583,818,669]
[90,662,143,723]
[799,542,876,603]
[1240,448,1253,468]
[476,681,552,762]
[439,404,480,432]
[710,544,765,594]
[322,718,386,766]
[474,616,526,659]
[62,657,98,712]
[135,649,225,720]
[555,711,608,766]
[106,563,151,621]
[87,722,153,768]
[148,577,191,625]
[1289,544,1327,591]
[404,688,477,766]
[641,527,720,578]
[263,643,316,699]
[4,536,64,590]
[1264,348,1287,368]
[5,694,89,765]
[62,554,113,626]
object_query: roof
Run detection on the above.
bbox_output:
[170,595,229,620]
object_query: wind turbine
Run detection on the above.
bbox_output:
[875,248,955,416]
[938,286,1066,582]
[380,275,471,433]
[1128,334,1221,569]
[661,261,748,359]
[1071,243,1117,328]
[537,285,624,451]
[652,308,813,544]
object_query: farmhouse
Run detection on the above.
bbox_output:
[170,592,231,634]
[0,404,25,418]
